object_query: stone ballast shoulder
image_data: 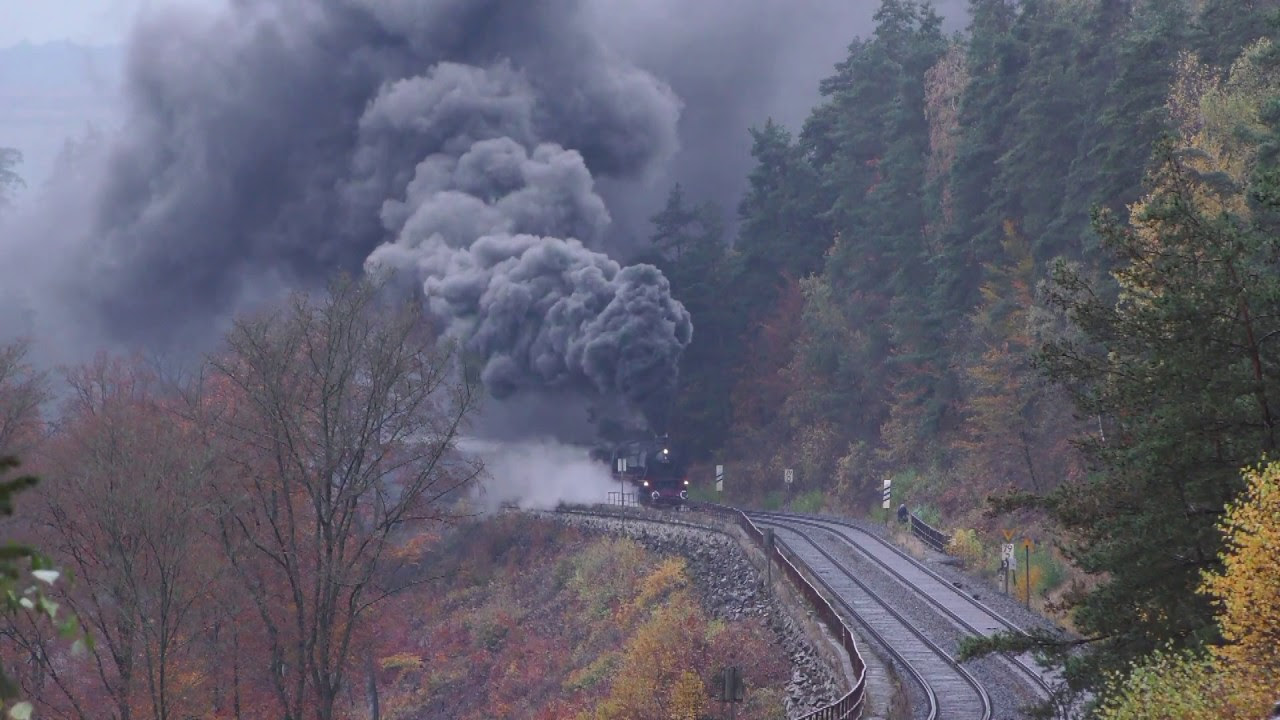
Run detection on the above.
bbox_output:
[543,508,842,718]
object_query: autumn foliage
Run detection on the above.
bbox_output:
[368,515,790,720]
[0,275,795,720]
[0,279,480,720]
[1099,461,1280,720]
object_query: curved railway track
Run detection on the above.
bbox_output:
[753,519,992,720]
[749,511,1056,702]
[554,503,1056,719]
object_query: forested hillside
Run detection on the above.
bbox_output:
[649,0,1280,710]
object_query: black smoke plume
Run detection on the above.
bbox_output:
[1,0,973,428]
[77,0,693,422]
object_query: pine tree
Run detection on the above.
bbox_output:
[1041,132,1280,686]
[1085,0,1189,223]
[1098,462,1280,720]
[1252,19,1280,229]
[1191,0,1280,69]
[0,147,22,209]
[1047,0,1189,261]
[734,120,826,313]
[648,186,736,456]
[942,0,1025,282]
[792,0,948,461]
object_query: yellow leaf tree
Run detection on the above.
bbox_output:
[1201,461,1280,713]
[1100,461,1280,719]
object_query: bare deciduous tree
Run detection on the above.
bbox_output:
[18,354,216,720]
[0,338,48,457]
[201,276,480,720]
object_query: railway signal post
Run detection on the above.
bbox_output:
[1000,542,1015,596]
[1022,537,1034,609]
[1001,529,1016,596]
[616,457,628,513]
[763,528,774,593]
[784,468,793,509]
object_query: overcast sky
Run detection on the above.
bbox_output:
[0,0,223,46]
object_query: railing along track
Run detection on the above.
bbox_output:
[555,504,867,720]
[749,511,1056,701]
[751,516,991,720]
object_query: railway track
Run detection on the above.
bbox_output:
[749,511,1056,703]
[553,503,1057,719]
[752,518,992,720]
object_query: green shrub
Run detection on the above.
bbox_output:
[791,489,825,514]
[688,483,721,503]
[1032,545,1066,594]
[947,528,985,570]
[760,490,786,511]
[913,503,942,527]
[564,653,619,693]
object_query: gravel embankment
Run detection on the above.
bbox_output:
[548,510,842,718]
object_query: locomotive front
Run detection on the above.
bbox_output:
[639,441,688,506]
[607,437,689,507]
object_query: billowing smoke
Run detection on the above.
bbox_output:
[459,437,617,511]
[68,0,693,421]
[0,0,976,426]
[361,62,692,415]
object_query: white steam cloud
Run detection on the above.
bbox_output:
[459,437,616,512]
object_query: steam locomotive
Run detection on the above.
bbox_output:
[593,435,689,507]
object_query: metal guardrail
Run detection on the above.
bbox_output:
[696,502,866,720]
[909,512,949,553]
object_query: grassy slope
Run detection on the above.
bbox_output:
[367,514,792,720]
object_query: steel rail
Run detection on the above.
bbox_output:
[750,510,1056,701]
[753,516,992,720]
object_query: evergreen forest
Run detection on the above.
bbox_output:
[643,0,1280,709]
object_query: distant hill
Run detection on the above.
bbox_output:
[0,41,122,192]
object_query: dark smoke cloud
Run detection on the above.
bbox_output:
[1,0,972,425]
[60,0,693,419]
[361,60,690,412]
[81,1,672,330]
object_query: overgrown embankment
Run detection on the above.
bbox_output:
[372,514,800,720]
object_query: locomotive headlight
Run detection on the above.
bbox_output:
[643,480,649,487]
[683,480,689,485]
[662,448,669,455]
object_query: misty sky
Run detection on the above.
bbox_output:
[0,1,230,193]
[0,0,223,45]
